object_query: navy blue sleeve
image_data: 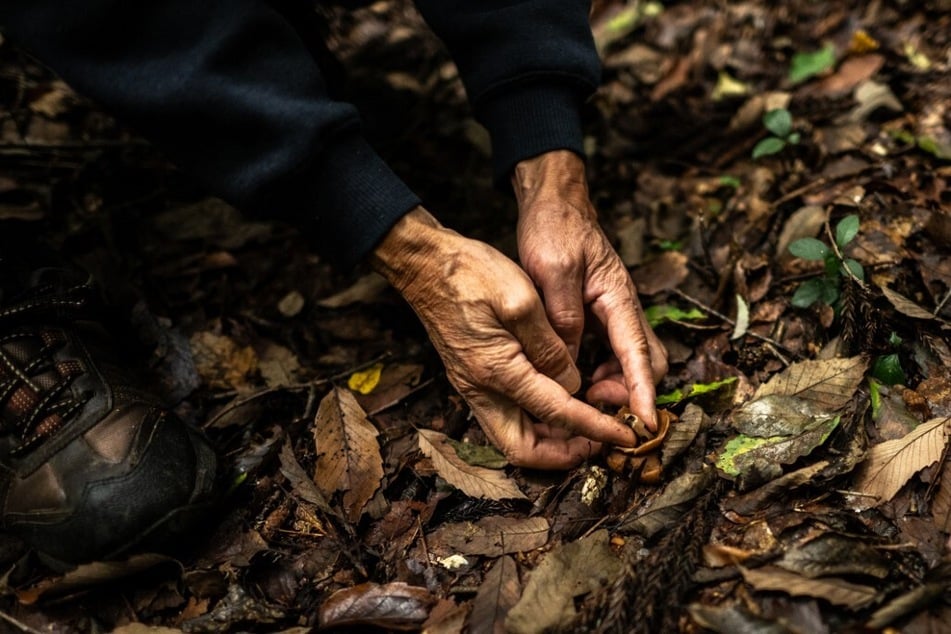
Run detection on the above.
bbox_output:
[413,0,601,184]
[0,0,420,269]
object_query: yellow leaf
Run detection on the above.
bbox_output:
[347,362,384,395]
[849,30,879,55]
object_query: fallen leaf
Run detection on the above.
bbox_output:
[278,441,334,517]
[732,394,830,436]
[776,534,890,579]
[428,516,549,557]
[348,362,384,394]
[740,565,878,608]
[753,356,868,411]
[277,290,305,317]
[313,387,384,522]
[731,294,750,340]
[688,603,790,633]
[505,531,621,634]
[422,599,469,634]
[852,417,950,508]
[847,80,903,122]
[256,341,301,388]
[447,438,508,469]
[662,403,705,466]
[17,554,177,605]
[356,363,425,415]
[189,331,259,391]
[318,582,435,631]
[776,206,827,266]
[630,251,689,295]
[882,287,937,320]
[931,457,951,533]
[866,581,949,630]
[470,555,521,634]
[418,429,525,500]
[716,417,839,487]
[724,460,830,515]
[812,54,884,96]
[618,465,716,537]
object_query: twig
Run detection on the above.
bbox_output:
[0,611,43,634]
[671,288,795,364]
[770,176,829,208]
[934,287,951,317]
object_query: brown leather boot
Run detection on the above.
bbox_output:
[0,267,217,566]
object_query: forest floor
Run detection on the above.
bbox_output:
[1,0,950,632]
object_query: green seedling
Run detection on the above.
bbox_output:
[789,214,864,309]
[789,43,837,85]
[752,108,801,159]
[871,331,906,386]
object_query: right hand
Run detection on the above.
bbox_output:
[372,207,637,469]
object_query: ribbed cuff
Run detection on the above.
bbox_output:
[309,132,421,270]
[477,82,586,188]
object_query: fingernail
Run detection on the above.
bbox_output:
[568,344,579,361]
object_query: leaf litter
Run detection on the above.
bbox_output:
[5,0,951,632]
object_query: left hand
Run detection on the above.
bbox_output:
[512,150,668,429]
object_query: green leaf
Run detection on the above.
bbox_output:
[658,239,683,251]
[843,258,865,281]
[447,438,508,469]
[888,331,903,347]
[789,43,837,85]
[789,238,830,261]
[868,378,882,420]
[820,278,840,305]
[835,214,860,248]
[871,354,906,386]
[763,109,792,138]
[752,136,787,159]
[657,377,737,405]
[716,416,840,481]
[791,278,825,308]
[644,304,706,328]
[719,175,741,189]
[787,132,801,144]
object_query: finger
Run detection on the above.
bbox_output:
[592,356,622,383]
[500,291,581,393]
[590,293,658,430]
[586,375,628,406]
[494,353,636,447]
[467,393,598,469]
[536,267,585,361]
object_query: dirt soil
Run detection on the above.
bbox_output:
[1,0,950,632]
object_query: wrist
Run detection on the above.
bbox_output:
[511,150,590,212]
[370,206,446,292]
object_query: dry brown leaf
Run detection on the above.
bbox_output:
[629,251,689,295]
[418,429,525,501]
[17,554,176,605]
[189,331,259,391]
[470,555,521,634]
[313,387,384,522]
[882,287,938,320]
[777,205,827,266]
[740,565,878,608]
[506,531,621,634]
[853,417,950,509]
[278,441,335,517]
[753,356,867,411]
[688,603,790,633]
[931,456,951,533]
[813,54,885,96]
[619,465,715,537]
[427,516,549,557]
[661,403,705,466]
[318,582,435,630]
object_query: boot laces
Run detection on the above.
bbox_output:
[0,281,94,454]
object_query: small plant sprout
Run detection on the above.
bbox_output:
[788,214,864,309]
[752,108,801,159]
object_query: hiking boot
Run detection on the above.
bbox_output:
[0,267,217,566]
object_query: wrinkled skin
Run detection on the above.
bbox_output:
[513,151,668,426]
[372,150,666,469]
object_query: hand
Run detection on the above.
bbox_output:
[512,151,668,429]
[372,207,637,469]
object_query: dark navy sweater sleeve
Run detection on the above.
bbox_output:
[0,0,421,269]
[414,0,601,184]
[0,0,600,268]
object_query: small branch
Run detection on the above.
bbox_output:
[671,288,796,364]
[0,612,43,634]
